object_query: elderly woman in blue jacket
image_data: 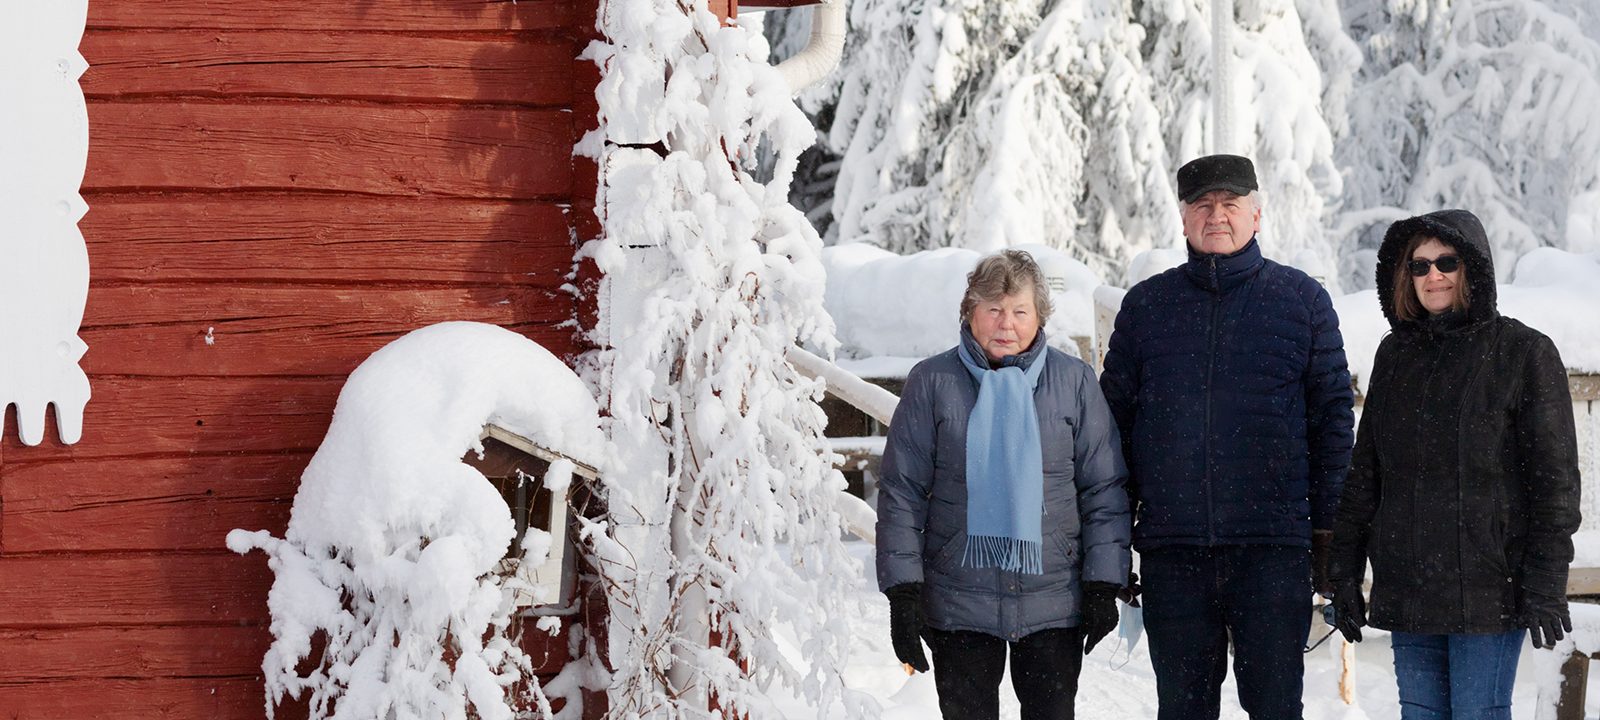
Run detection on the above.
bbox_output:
[876,249,1133,720]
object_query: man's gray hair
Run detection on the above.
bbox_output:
[1180,190,1263,211]
[959,249,1053,325]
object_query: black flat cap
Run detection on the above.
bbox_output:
[1177,154,1258,202]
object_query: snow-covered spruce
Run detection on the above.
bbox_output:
[767,0,1349,287]
[579,0,871,716]
[1335,0,1600,288]
[228,322,605,720]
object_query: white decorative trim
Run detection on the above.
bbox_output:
[0,3,91,445]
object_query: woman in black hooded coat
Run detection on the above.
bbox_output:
[1328,209,1582,718]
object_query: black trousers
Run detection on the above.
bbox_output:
[923,626,1084,720]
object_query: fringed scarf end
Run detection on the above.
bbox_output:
[962,535,1044,575]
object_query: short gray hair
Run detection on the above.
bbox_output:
[1179,189,1263,212]
[959,249,1053,325]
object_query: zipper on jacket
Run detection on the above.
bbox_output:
[1205,256,1220,544]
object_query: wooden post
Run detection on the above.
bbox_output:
[1555,651,1590,720]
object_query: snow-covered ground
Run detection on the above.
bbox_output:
[769,541,1600,719]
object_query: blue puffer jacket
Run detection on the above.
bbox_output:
[1099,238,1354,549]
[876,328,1132,641]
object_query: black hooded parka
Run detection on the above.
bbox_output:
[1328,209,1582,634]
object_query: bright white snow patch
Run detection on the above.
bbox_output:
[822,242,1101,359]
[228,321,603,720]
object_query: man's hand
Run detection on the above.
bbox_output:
[1081,581,1122,655]
[1522,588,1572,650]
[885,583,929,672]
[1118,570,1142,607]
[1311,530,1335,597]
[1331,579,1366,643]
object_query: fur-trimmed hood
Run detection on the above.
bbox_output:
[1375,209,1499,330]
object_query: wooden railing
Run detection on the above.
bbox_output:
[788,346,896,543]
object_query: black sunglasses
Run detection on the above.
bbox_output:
[1407,255,1462,277]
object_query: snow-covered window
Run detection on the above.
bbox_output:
[468,424,598,614]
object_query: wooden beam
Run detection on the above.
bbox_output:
[2,454,306,553]
[82,31,580,106]
[1568,567,1600,596]
[1571,375,1600,402]
[0,376,341,461]
[82,193,578,286]
[0,677,263,720]
[78,284,574,377]
[0,554,271,626]
[86,102,575,200]
[88,0,575,32]
[0,626,267,680]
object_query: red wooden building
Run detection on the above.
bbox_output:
[0,2,606,717]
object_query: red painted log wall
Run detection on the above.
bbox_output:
[0,0,604,717]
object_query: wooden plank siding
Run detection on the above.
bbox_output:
[83,194,576,285]
[1,1,603,716]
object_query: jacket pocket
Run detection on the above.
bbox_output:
[928,530,962,571]
[1040,414,1078,471]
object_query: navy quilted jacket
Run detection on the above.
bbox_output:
[1100,238,1354,549]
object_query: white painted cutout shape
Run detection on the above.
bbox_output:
[0,3,91,445]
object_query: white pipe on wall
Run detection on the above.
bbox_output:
[1211,0,1235,154]
[774,0,847,96]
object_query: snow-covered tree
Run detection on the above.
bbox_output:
[770,0,1354,286]
[580,0,871,715]
[1336,0,1600,286]
[769,0,1178,280]
[933,0,1177,272]
[1140,0,1355,288]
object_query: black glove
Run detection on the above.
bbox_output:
[1521,588,1572,650]
[1081,581,1122,655]
[886,583,929,672]
[1311,530,1335,597]
[1331,579,1367,643]
[1118,570,1142,607]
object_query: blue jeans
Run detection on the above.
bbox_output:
[1390,629,1524,720]
[1141,545,1311,720]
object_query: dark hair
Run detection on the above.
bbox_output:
[1392,234,1471,322]
[960,250,1053,325]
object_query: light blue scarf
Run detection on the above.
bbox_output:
[956,329,1047,575]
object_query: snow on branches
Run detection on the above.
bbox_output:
[227,323,607,720]
[1337,0,1600,285]
[770,0,1352,287]
[580,0,871,715]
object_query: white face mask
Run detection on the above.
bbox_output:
[1111,599,1144,668]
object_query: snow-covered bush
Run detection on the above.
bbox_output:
[228,322,605,720]
[580,0,871,716]
[1336,0,1600,287]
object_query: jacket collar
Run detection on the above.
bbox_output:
[959,324,1049,371]
[1422,308,1472,337]
[1183,236,1265,293]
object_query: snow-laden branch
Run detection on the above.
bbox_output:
[581,0,874,715]
[228,322,605,720]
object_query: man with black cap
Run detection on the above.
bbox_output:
[1099,155,1354,719]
